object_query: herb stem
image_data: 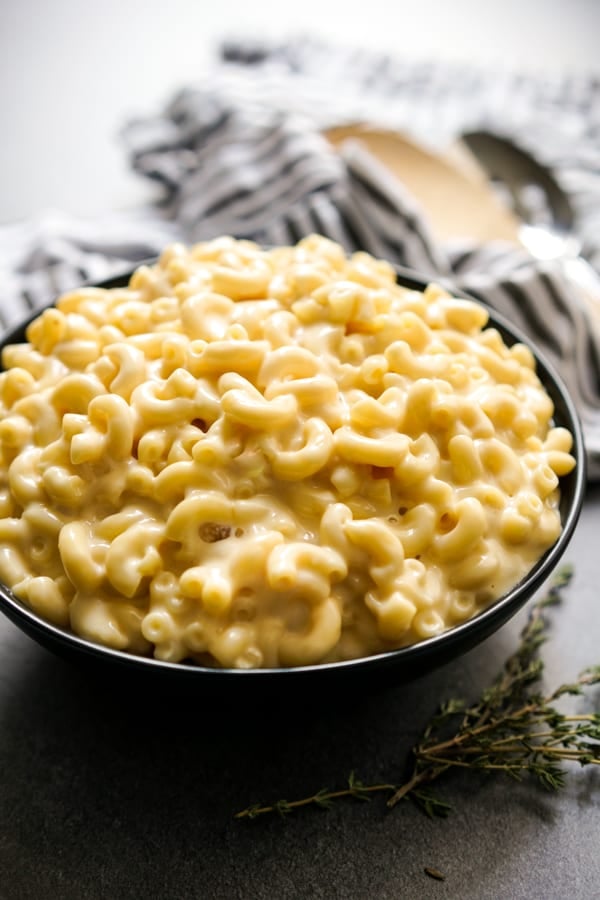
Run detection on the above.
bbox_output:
[386,767,448,808]
[415,703,540,757]
[236,782,398,819]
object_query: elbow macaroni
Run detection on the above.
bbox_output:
[0,235,576,667]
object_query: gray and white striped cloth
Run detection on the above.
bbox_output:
[1,36,600,478]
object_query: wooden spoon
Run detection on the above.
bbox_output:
[324,124,521,245]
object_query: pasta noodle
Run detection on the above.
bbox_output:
[0,235,576,667]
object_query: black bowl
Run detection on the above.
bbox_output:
[0,266,587,696]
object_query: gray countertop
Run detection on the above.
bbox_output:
[1,484,599,900]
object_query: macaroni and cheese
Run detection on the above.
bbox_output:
[0,236,576,667]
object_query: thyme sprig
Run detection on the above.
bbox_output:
[236,565,600,821]
[236,772,397,820]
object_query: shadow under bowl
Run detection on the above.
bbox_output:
[0,265,587,698]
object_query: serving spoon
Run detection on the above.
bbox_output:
[461,130,600,328]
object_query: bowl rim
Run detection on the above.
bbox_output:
[0,263,587,682]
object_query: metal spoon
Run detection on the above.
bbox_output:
[461,130,600,326]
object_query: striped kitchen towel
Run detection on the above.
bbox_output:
[1,36,599,478]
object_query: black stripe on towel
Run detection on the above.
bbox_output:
[498,278,564,359]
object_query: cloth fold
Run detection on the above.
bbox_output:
[1,37,600,478]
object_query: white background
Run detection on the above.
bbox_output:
[1,0,599,223]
